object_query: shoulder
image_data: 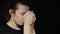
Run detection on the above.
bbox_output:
[0,25,3,32]
[0,24,6,30]
[0,24,4,30]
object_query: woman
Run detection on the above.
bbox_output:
[0,0,36,34]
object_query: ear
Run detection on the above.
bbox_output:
[9,9,15,16]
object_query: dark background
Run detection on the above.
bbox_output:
[0,0,56,34]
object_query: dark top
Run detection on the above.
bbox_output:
[0,24,23,34]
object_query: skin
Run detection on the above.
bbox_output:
[6,4,36,34]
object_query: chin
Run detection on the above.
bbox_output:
[16,21,24,25]
[19,23,23,25]
[18,22,24,25]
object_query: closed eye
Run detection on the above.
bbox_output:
[20,12,26,16]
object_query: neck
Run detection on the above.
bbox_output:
[6,17,21,30]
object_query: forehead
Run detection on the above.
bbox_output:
[15,4,29,13]
[17,4,29,10]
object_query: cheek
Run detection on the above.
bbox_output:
[14,14,24,21]
[14,11,24,22]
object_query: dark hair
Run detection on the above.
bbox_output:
[8,0,30,11]
[6,0,30,22]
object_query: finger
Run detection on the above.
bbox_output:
[26,11,30,15]
[28,11,31,14]
[31,11,35,16]
[34,17,36,21]
[33,16,36,23]
[23,11,31,17]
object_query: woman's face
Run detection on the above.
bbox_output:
[10,4,29,25]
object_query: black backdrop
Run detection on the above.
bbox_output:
[0,0,56,34]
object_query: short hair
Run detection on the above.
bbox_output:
[7,0,30,11]
[6,0,30,22]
